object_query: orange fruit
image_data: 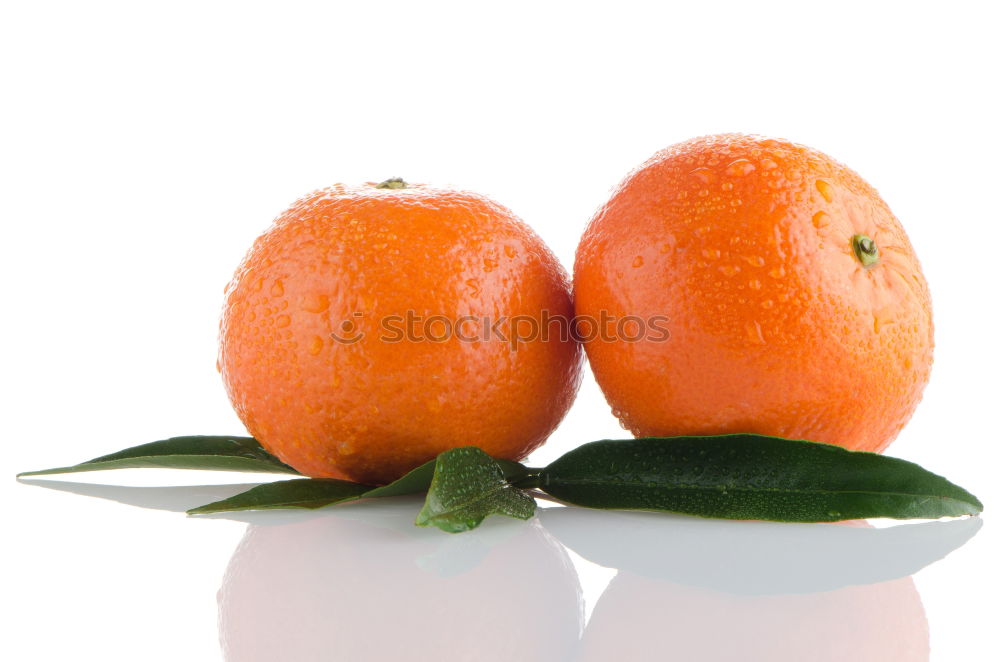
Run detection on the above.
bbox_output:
[219,179,582,483]
[574,134,933,452]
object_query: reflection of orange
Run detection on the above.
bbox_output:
[219,180,582,483]
[218,511,582,661]
[581,573,928,661]
[575,134,933,452]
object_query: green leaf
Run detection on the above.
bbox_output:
[186,455,532,515]
[364,461,437,498]
[539,435,983,522]
[17,436,299,477]
[416,447,536,533]
[187,478,372,514]
[185,466,427,515]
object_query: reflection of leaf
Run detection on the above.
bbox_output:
[18,436,298,476]
[16,480,269,513]
[540,507,983,595]
[416,447,536,533]
[541,436,983,521]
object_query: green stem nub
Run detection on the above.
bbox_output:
[851,234,880,268]
[375,177,407,190]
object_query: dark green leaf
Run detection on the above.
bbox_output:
[364,461,437,498]
[416,447,536,533]
[539,435,983,522]
[187,479,371,514]
[186,466,431,515]
[17,436,299,477]
[494,458,535,484]
[185,454,537,515]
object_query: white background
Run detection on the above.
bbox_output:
[3,1,998,660]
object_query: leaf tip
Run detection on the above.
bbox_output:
[415,517,479,534]
[414,508,474,533]
[17,469,57,478]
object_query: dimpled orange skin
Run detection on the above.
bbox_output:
[220,182,582,484]
[574,134,933,453]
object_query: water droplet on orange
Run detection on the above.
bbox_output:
[308,336,324,355]
[745,320,766,344]
[815,179,834,202]
[275,314,291,328]
[504,245,517,258]
[760,158,778,170]
[690,167,715,184]
[812,211,831,228]
[726,159,756,177]
[465,278,482,297]
[719,264,740,277]
[301,293,330,313]
[632,255,644,268]
[873,310,896,334]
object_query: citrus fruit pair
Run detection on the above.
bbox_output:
[219,135,933,483]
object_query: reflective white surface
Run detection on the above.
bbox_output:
[11,478,991,661]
